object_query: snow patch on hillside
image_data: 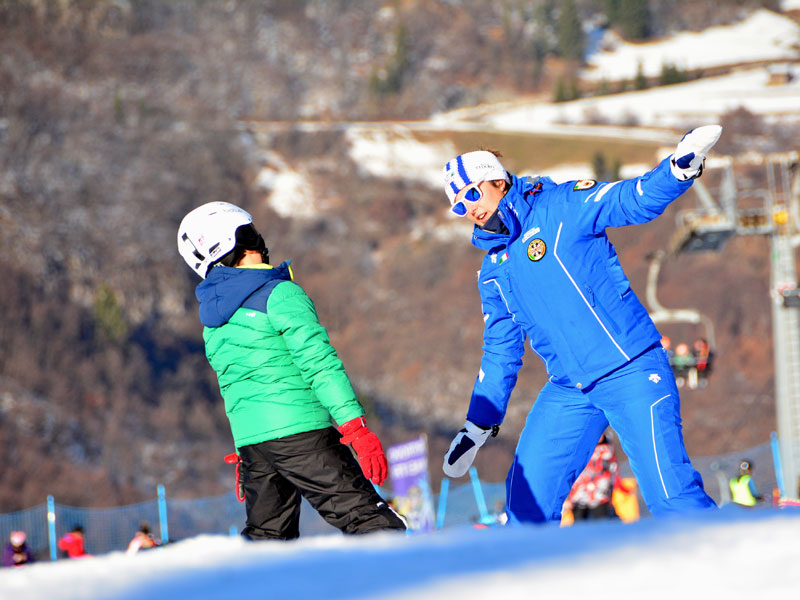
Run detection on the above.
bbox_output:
[345,125,456,188]
[583,9,800,81]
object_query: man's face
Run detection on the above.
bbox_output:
[454,180,505,227]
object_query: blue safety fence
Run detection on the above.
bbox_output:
[0,438,783,561]
[0,480,503,561]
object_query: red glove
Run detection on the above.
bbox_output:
[224,453,246,502]
[338,417,388,486]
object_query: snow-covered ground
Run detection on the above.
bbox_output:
[346,8,800,187]
[2,507,798,599]
[583,9,800,81]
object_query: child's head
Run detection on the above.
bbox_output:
[178,202,269,278]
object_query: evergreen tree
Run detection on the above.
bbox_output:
[94,284,129,346]
[634,61,648,90]
[660,62,688,86]
[604,0,620,25]
[618,0,650,40]
[557,0,585,61]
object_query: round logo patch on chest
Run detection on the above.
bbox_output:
[527,238,546,261]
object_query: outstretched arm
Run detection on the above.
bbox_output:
[572,125,723,233]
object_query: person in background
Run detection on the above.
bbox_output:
[126,522,160,554]
[564,432,619,521]
[440,126,722,524]
[661,336,674,362]
[177,202,405,540]
[58,525,89,558]
[670,342,695,387]
[692,337,713,385]
[2,531,34,567]
[729,459,763,507]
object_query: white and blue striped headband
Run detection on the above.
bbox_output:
[443,150,509,204]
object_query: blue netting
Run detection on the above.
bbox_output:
[55,499,161,556]
[0,503,48,559]
[0,441,781,560]
[165,493,245,543]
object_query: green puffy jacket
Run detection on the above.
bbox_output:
[196,262,364,448]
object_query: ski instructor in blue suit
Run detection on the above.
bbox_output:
[442,126,722,523]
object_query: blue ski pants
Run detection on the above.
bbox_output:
[505,344,716,523]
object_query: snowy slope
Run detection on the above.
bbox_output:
[349,9,800,188]
[1,508,799,599]
[583,9,800,81]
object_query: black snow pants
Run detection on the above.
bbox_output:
[238,427,406,540]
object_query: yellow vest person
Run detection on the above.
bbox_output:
[729,460,761,507]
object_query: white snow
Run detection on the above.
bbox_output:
[583,9,800,81]
[345,124,457,188]
[452,67,800,134]
[2,508,799,599]
[254,165,317,219]
[347,10,800,188]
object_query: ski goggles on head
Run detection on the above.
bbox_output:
[450,182,483,217]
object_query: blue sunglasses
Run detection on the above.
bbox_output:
[450,183,483,217]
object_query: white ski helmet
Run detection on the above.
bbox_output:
[177,201,254,278]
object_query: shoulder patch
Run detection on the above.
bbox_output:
[573,179,597,191]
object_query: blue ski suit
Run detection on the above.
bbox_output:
[466,157,716,522]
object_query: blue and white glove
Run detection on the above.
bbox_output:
[670,125,722,181]
[443,421,498,478]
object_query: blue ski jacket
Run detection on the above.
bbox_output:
[467,157,693,427]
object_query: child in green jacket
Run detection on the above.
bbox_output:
[178,202,405,539]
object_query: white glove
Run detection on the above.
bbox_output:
[670,125,722,181]
[443,421,497,478]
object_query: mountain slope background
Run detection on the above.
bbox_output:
[0,0,798,510]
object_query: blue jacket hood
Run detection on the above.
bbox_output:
[196,261,292,328]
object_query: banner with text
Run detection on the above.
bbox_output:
[386,435,435,532]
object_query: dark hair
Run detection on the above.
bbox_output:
[217,223,270,268]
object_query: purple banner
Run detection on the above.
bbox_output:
[386,435,435,532]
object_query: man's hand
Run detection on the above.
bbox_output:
[338,417,388,486]
[443,421,498,478]
[670,125,723,180]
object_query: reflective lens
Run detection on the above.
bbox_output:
[450,183,483,217]
[451,201,468,216]
[463,185,482,202]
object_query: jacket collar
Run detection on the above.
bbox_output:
[471,174,545,251]
[196,261,292,327]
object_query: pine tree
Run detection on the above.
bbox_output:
[618,0,650,40]
[557,0,585,61]
[634,61,648,90]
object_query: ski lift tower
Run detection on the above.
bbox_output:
[669,152,800,498]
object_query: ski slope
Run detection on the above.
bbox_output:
[1,507,798,599]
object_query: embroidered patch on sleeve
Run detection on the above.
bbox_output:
[573,179,597,191]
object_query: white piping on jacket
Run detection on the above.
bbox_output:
[483,278,518,324]
[483,278,552,378]
[650,394,671,498]
[553,222,630,361]
[586,180,621,203]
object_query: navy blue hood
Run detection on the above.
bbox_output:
[195,261,292,328]
[471,174,552,252]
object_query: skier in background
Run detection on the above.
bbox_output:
[178,202,405,540]
[440,126,722,523]
[729,459,763,507]
[2,531,34,567]
[564,432,619,521]
[126,522,160,554]
[58,525,89,558]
